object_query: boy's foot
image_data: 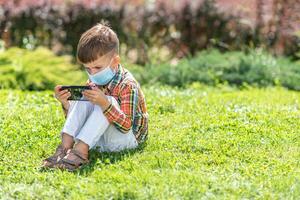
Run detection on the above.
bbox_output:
[42,144,68,168]
[55,149,89,172]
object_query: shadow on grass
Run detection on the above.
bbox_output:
[77,140,148,175]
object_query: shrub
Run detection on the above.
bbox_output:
[4,0,298,65]
[135,49,300,90]
[1,47,299,91]
[0,47,86,90]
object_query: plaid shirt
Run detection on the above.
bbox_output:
[87,64,148,144]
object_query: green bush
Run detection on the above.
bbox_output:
[0,47,87,90]
[1,47,299,91]
[137,49,300,90]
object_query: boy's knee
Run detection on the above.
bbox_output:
[68,101,76,110]
[68,101,94,116]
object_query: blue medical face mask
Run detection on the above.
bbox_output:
[86,59,116,85]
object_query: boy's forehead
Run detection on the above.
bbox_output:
[85,54,110,67]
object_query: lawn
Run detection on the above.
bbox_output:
[0,85,299,199]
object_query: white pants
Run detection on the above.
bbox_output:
[61,96,138,152]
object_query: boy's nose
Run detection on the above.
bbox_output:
[89,69,98,75]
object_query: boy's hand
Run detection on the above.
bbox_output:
[54,85,71,110]
[82,86,111,110]
[86,80,96,87]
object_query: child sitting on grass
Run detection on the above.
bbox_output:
[42,22,149,171]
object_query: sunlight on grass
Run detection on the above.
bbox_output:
[0,85,299,199]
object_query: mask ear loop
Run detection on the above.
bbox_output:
[108,55,119,74]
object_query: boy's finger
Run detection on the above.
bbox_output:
[88,82,96,87]
[83,95,92,101]
[89,87,102,93]
[59,90,69,95]
[54,85,62,91]
[83,90,95,95]
[61,92,71,97]
[82,91,89,96]
[60,93,70,100]
[83,92,93,98]
[59,92,70,99]
[91,86,99,90]
[84,93,97,101]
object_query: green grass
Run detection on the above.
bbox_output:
[0,85,300,199]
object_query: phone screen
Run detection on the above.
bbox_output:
[59,86,92,101]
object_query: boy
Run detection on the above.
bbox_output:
[42,23,148,171]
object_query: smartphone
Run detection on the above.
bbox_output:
[59,86,92,101]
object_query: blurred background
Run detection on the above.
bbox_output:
[0,0,299,91]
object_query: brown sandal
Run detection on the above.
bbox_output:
[55,149,89,172]
[42,144,68,168]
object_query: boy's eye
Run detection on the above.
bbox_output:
[95,66,104,70]
[84,66,103,72]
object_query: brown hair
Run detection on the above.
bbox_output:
[76,22,119,64]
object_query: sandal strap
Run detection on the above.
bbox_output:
[44,156,57,162]
[59,149,89,167]
[55,144,67,155]
[61,158,78,166]
[43,144,67,163]
[69,149,89,161]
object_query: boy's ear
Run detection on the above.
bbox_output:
[113,55,120,65]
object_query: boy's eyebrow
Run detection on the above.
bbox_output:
[84,65,104,69]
